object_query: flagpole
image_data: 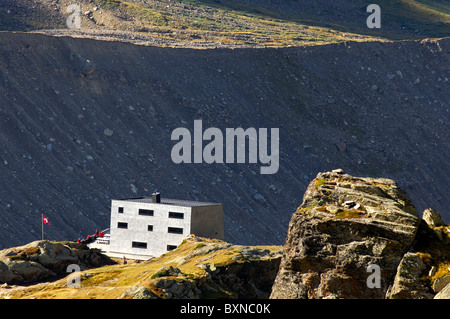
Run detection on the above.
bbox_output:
[42,214,44,240]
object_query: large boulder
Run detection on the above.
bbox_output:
[423,208,445,227]
[0,240,114,285]
[1,259,55,284]
[270,170,421,299]
[385,252,434,299]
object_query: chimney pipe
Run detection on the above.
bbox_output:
[152,191,161,203]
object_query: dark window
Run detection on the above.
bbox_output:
[117,222,128,229]
[168,227,183,234]
[132,241,147,249]
[139,209,154,216]
[167,245,177,251]
[118,207,124,213]
[148,225,153,231]
[168,212,184,219]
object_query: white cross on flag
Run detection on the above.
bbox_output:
[42,215,50,225]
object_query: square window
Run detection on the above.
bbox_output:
[117,222,128,229]
[148,225,153,231]
[118,207,124,213]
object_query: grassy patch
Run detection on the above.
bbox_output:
[296,205,316,214]
[87,0,381,47]
[334,209,365,219]
[315,178,327,189]
[97,0,122,9]
[8,247,40,261]
[150,267,177,279]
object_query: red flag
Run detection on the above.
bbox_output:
[42,215,50,225]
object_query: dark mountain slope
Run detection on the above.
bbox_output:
[0,32,449,248]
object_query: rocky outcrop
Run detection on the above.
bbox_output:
[118,265,203,299]
[0,240,114,285]
[270,170,450,299]
[118,236,282,299]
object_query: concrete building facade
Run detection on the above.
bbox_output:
[105,192,224,260]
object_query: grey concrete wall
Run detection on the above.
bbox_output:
[109,200,192,258]
[191,205,224,240]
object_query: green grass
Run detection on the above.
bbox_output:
[87,0,381,46]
